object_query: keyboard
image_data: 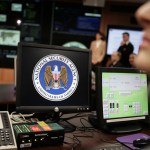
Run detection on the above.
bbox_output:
[84,145,129,150]
[0,111,17,150]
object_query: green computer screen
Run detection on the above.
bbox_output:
[102,72,148,119]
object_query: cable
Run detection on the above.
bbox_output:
[61,113,89,121]
[75,117,96,134]
[77,117,119,145]
[72,134,81,150]
[10,111,33,123]
[64,135,81,150]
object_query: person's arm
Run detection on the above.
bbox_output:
[126,43,134,54]
[117,45,123,52]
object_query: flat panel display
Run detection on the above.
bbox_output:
[95,67,149,133]
[102,72,148,121]
[0,14,7,22]
[16,43,91,114]
[0,29,20,46]
[54,3,101,35]
[106,26,143,55]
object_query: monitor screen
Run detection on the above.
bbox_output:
[0,14,7,22]
[21,23,41,43]
[54,3,101,36]
[0,29,20,46]
[11,3,22,12]
[96,67,149,133]
[106,25,143,55]
[16,42,91,114]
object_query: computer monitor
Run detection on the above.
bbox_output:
[106,25,143,55]
[0,29,20,46]
[53,3,101,35]
[93,67,149,133]
[16,43,91,116]
[0,28,20,68]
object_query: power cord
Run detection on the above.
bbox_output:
[10,111,34,123]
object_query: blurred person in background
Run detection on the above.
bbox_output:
[90,31,106,108]
[90,31,106,71]
[117,32,134,68]
[109,51,123,67]
[129,53,137,68]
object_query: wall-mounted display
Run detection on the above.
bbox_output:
[11,3,22,12]
[0,14,7,22]
[0,29,20,46]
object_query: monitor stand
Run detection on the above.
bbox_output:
[88,114,142,133]
[32,112,76,133]
[50,112,76,133]
[108,123,142,133]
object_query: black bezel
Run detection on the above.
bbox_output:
[95,67,149,128]
[16,42,91,113]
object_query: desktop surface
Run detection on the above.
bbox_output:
[19,127,150,150]
[0,83,150,150]
[9,111,150,150]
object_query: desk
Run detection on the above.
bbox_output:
[26,131,119,150]
[12,113,150,150]
[1,85,150,149]
[22,128,150,150]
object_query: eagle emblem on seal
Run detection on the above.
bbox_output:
[44,65,68,90]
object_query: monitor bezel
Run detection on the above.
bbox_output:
[16,42,92,114]
[96,67,149,126]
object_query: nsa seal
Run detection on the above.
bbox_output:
[32,54,79,101]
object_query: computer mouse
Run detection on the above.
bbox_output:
[133,138,150,148]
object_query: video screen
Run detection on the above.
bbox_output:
[16,43,91,113]
[76,16,100,31]
[0,14,7,22]
[106,26,143,55]
[102,72,148,120]
[0,29,20,46]
[21,23,41,43]
[11,3,22,12]
[23,2,41,23]
[54,4,101,35]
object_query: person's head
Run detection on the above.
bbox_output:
[122,32,130,42]
[95,31,106,41]
[129,53,137,67]
[135,1,150,72]
[111,51,121,63]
